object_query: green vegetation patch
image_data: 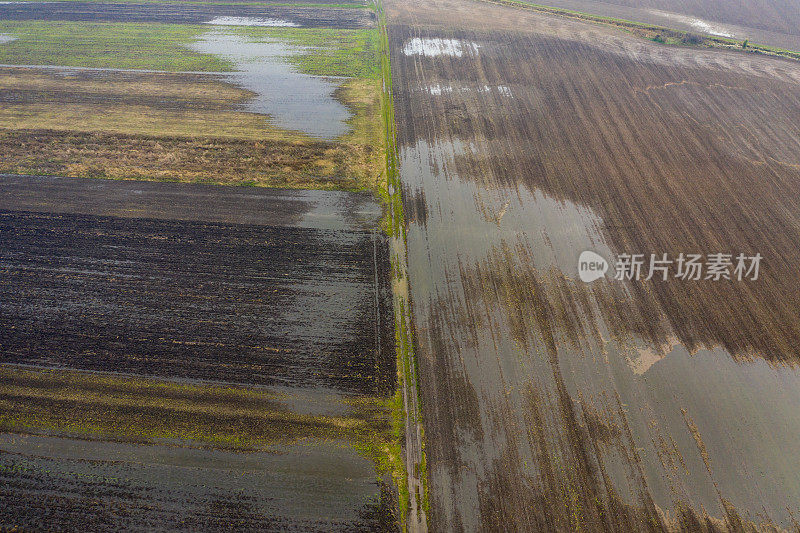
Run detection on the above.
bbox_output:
[0,366,392,450]
[0,21,234,71]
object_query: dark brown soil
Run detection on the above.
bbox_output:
[0,207,394,395]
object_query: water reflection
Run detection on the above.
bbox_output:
[191,30,350,139]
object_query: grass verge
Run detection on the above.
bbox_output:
[375,0,430,528]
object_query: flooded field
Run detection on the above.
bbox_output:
[386,0,800,528]
[0,11,383,186]
[0,176,396,529]
[0,2,375,28]
[0,176,393,393]
[0,434,389,531]
[0,0,402,528]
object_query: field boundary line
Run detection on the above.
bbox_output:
[375,0,430,529]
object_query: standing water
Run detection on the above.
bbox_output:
[191,30,351,139]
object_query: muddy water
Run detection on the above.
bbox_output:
[388,5,800,530]
[0,433,384,530]
[190,30,350,139]
[0,174,383,231]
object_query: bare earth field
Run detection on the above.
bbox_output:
[0,175,394,393]
[386,0,800,529]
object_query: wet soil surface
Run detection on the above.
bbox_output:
[0,174,383,230]
[0,2,376,28]
[0,128,376,189]
[0,176,396,529]
[0,178,394,396]
[0,434,391,532]
[386,0,800,529]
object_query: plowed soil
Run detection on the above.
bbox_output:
[0,176,396,530]
[0,177,394,395]
[386,0,800,529]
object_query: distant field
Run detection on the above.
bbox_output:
[4,0,368,3]
[0,21,232,71]
[0,21,379,76]
[0,2,376,28]
[521,0,800,50]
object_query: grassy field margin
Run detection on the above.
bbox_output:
[376,0,430,530]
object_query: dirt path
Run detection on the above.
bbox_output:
[386,0,800,529]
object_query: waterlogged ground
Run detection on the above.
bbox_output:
[0,2,375,28]
[0,176,394,393]
[0,434,386,531]
[387,0,800,529]
[191,29,350,139]
[0,176,396,529]
[0,0,396,528]
[0,0,384,186]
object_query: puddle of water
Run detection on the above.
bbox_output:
[204,16,299,28]
[400,132,800,528]
[425,84,513,97]
[0,33,16,44]
[650,10,734,38]
[401,137,611,278]
[0,433,381,525]
[190,30,350,139]
[402,37,480,57]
